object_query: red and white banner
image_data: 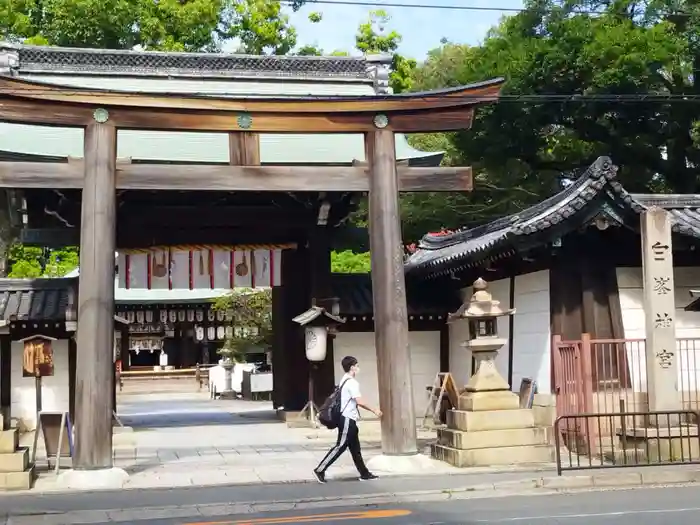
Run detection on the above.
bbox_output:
[118,248,283,290]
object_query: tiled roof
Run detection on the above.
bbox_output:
[3,43,376,79]
[330,273,460,318]
[405,156,700,277]
[0,278,76,322]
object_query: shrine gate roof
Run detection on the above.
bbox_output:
[405,156,700,278]
[0,43,440,165]
[0,278,75,323]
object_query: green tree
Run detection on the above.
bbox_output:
[330,250,370,273]
[394,0,700,239]
[213,289,272,362]
[355,9,415,93]
[0,0,306,53]
[6,244,79,278]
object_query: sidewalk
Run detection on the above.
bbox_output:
[25,393,488,492]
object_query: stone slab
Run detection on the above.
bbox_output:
[0,447,28,472]
[0,429,19,454]
[447,408,534,432]
[365,453,454,475]
[458,391,520,411]
[0,465,34,490]
[432,443,553,467]
[56,467,129,490]
[438,427,548,450]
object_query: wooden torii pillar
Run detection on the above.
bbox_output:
[0,75,503,466]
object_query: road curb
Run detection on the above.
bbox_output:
[6,468,700,524]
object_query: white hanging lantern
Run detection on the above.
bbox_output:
[217,326,225,340]
[126,311,135,323]
[136,310,144,323]
[305,326,328,362]
[145,310,154,323]
[207,326,216,341]
[207,310,215,322]
[178,310,186,322]
[169,310,177,323]
[195,326,204,341]
[160,310,168,323]
[196,310,204,322]
[187,310,195,322]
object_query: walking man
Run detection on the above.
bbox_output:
[313,355,381,483]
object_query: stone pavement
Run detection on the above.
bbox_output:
[25,391,552,492]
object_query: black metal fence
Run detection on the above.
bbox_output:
[554,409,700,475]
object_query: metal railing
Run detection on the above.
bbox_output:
[554,409,700,475]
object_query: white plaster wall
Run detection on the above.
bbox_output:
[449,278,512,389]
[8,340,70,430]
[512,271,551,394]
[333,331,440,416]
[617,267,700,393]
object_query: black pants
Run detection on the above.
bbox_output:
[315,416,370,477]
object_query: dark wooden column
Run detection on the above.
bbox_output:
[75,120,117,470]
[68,336,77,423]
[309,228,335,404]
[366,129,417,455]
[0,334,10,430]
[119,328,130,371]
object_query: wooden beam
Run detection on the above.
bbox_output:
[229,133,260,166]
[74,122,117,470]
[0,335,10,430]
[0,76,499,133]
[0,162,472,192]
[366,129,417,455]
[120,206,315,228]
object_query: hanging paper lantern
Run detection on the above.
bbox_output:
[305,326,328,362]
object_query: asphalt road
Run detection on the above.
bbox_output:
[7,484,700,525]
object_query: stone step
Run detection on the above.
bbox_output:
[0,429,18,454]
[431,443,554,467]
[447,409,535,432]
[438,427,548,450]
[0,465,34,491]
[0,447,28,473]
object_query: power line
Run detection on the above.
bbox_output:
[282,0,530,13]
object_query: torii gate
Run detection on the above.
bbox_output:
[0,75,503,475]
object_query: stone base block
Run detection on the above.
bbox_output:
[366,453,445,475]
[621,426,700,462]
[0,429,18,454]
[57,467,129,490]
[438,427,547,450]
[447,408,534,432]
[0,466,34,491]
[431,443,553,467]
[458,390,520,412]
[0,447,28,473]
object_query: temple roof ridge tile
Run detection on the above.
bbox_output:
[405,156,700,277]
[0,42,374,80]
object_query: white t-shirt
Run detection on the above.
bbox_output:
[339,373,361,421]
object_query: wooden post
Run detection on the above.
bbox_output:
[0,334,10,430]
[75,121,117,470]
[366,129,417,455]
[68,336,77,423]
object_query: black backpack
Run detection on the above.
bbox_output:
[318,379,350,429]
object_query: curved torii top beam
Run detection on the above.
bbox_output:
[0,76,504,133]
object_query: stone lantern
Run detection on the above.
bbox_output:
[449,277,516,410]
[292,299,345,427]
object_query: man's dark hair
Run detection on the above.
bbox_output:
[341,355,358,373]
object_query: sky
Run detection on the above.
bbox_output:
[286,0,526,60]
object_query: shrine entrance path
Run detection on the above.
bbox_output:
[27,391,460,491]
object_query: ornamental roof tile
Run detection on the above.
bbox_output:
[405,156,700,277]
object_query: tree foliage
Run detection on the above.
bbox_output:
[394,0,700,240]
[0,0,306,53]
[213,289,272,361]
[330,250,370,274]
[7,244,79,278]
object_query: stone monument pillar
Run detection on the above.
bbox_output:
[641,208,679,412]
